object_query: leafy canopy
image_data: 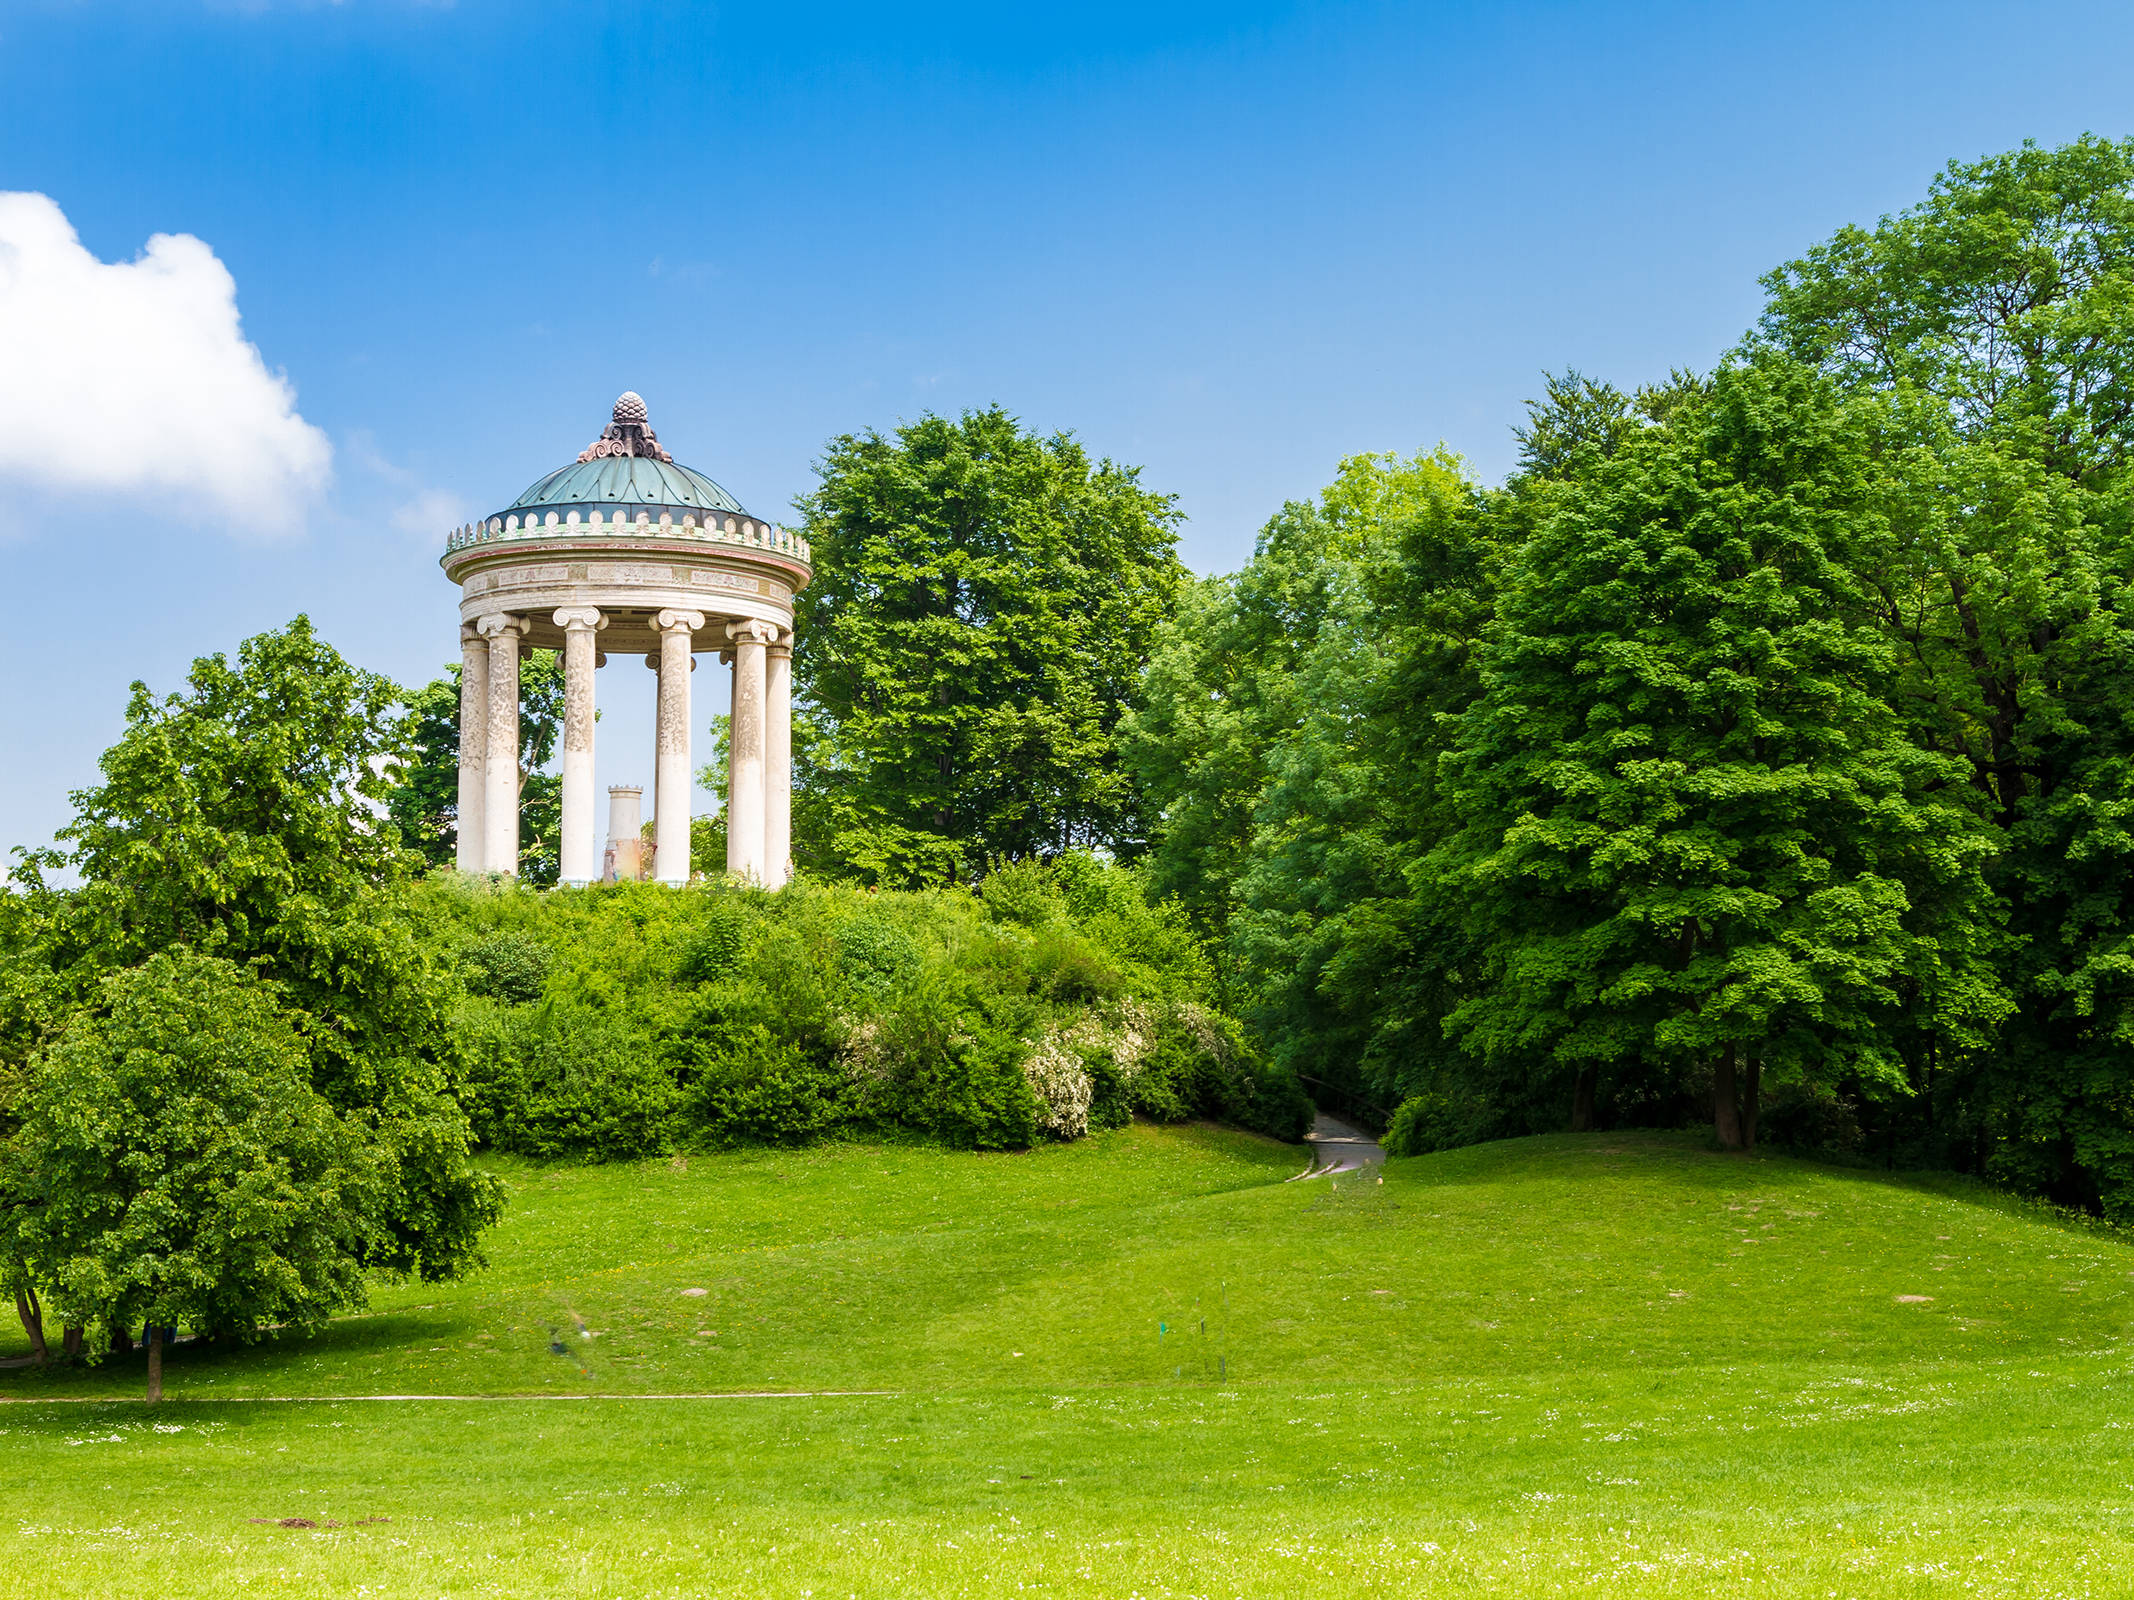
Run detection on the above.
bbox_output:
[793,406,1187,885]
[1758,134,2134,479]
[1,953,386,1360]
[1432,358,2005,1142]
[10,618,500,1280]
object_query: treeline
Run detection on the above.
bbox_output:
[1124,138,2134,1218]
[378,136,2134,1219]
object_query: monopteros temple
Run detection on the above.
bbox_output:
[439,393,811,886]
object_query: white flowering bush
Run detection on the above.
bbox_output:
[1021,1031,1094,1139]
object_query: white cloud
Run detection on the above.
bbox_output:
[0,192,332,535]
[389,486,471,537]
[346,430,469,542]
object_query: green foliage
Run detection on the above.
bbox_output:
[688,1025,855,1146]
[6,620,501,1293]
[0,953,385,1355]
[1758,134,2134,480]
[793,405,1188,885]
[676,898,749,987]
[834,913,921,998]
[1122,445,1486,1106]
[1752,136,2134,1211]
[453,999,681,1161]
[462,931,552,1004]
[1383,1086,1507,1158]
[1125,137,2134,1223]
[1433,358,2006,1145]
[418,857,1300,1158]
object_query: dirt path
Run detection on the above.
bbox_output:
[1292,1111,1385,1179]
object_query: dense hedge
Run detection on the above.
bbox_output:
[425,856,1311,1160]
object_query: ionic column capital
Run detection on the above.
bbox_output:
[476,613,531,639]
[553,606,606,633]
[726,618,779,646]
[655,608,706,634]
[461,623,485,645]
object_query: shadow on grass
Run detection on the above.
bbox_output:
[0,1308,472,1398]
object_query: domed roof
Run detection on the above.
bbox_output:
[494,394,753,521]
[503,455,748,519]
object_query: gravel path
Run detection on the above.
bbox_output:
[1293,1111,1385,1179]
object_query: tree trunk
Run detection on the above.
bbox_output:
[145,1326,163,1405]
[1570,1068,1597,1132]
[61,1325,82,1360]
[13,1287,45,1362]
[111,1325,132,1357]
[1741,1057,1762,1153]
[1713,1043,1744,1149]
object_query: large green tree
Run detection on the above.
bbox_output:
[1758,134,2134,1209]
[793,406,1186,886]
[9,618,500,1284]
[1430,359,2005,1150]
[1122,447,1485,1109]
[2,953,386,1399]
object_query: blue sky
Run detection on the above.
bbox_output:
[4,0,2133,855]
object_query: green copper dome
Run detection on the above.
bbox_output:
[501,455,748,520]
[493,393,754,522]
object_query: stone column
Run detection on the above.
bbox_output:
[764,632,793,889]
[726,619,776,882]
[478,613,529,875]
[605,784,644,883]
[456,623,488,873]
[653,609,704,885]
[553,607,605,887]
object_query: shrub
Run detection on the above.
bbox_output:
[418,862,1295,1159]
[1022,1030,1095,1139]
[1026,927,1125,1004]
[453,1001,678,1160]
[979,859,1066,928]
[876,978,1041,1150]
[463,932,552,1003]
[1759,1081,1864,1154]
[688,1025,853,1145]
[837,915,922,998]
[676,899,749,986]
[1384,1086,1507,1157]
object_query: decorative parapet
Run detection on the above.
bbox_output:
[442,509,812,565]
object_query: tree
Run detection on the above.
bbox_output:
[793,406,1187,885]
[1758,135,2134,1210]
[10,618,501,1280]
[1431,359,2004,1150]
[1123,447,1485,1109]
[1,953,385,1401]
[1758,135,2134,483]
[387,651,566,884]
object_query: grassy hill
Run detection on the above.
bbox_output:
[4,1126,2131,1596]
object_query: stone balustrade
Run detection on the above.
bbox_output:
[443,508,810,562]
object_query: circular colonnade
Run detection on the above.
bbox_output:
[439,393,812,886]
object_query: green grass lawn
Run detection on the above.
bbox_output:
[5,1125,2132,1596]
